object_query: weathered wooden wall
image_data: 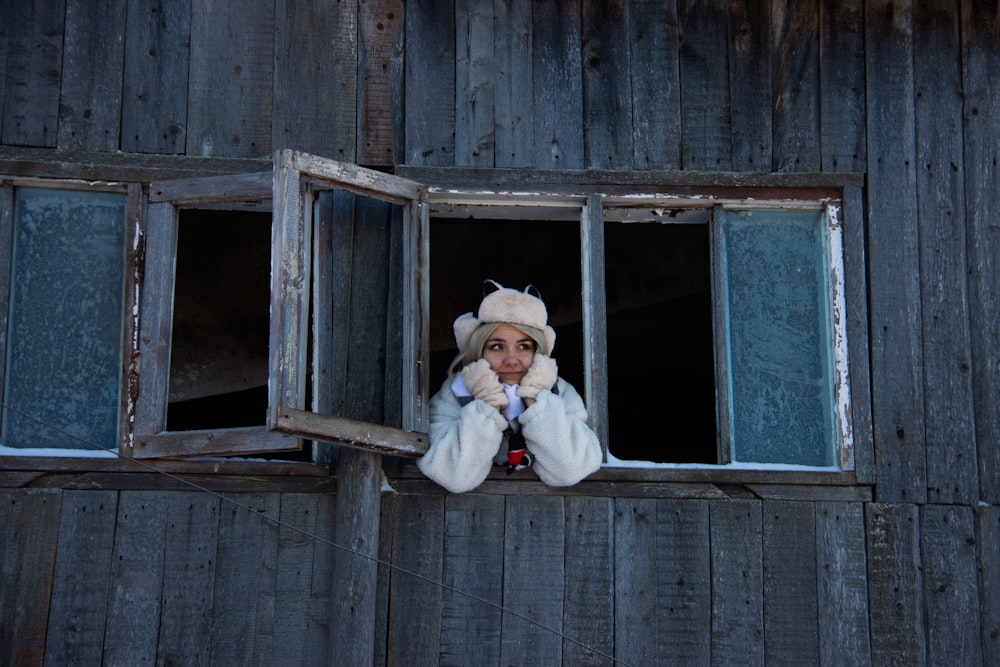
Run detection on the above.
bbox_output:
[1,0,999,666]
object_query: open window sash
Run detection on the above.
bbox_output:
[133,169,294,458]
[267,150,430,457]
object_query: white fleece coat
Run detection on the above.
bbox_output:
[417,377,603,493]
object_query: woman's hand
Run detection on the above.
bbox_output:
[460,359,508,411]
[517,354,558,405]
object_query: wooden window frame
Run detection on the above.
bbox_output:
[395,166,870,475]
[131,170,300,458]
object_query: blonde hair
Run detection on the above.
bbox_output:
[448,321,550,378]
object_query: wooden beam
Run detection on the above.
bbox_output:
[274,407,429,457]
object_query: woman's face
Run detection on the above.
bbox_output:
[481,324,536,386]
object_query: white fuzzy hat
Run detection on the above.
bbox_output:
[453,280,556,353]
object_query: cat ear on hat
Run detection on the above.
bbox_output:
[525,284,542,300]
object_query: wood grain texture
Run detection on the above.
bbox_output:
[531,0,584,169]
[502,495,566,665]
[563,496,614,666]
[273,0,357,161]
[385,492,444,666]
[1,0,65,147]
[678,0,732,170]
[358,0,403,166]
[209,492,281,666]
[730,0,771,171]
[762,501,819,665]
[961,0,1000,504]
[581,0,633,169]
[121,0,190,154]
[819,0,866,173]
[404,0,455,166]
[494,0,533,167]
[922,504,982,665]
[914,0,978,506]
[454,0,495,167]
[771,0,820,172]
[864,0,926,504]
[628,0,682,169]
[816,502,872,666]
[438,494,505,666]
[865,502,926,665]
[979,506,1000,666]
[57,0,126,151]
[186,0,274,158]
[710,499,764,666]
[43,491,118,666]
[0,489,61,667]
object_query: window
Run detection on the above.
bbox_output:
[0,185,130,452]
[391,167,859,471]
[273,156,858,472]
[132,170,302,458]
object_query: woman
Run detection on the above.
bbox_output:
[417,280,603,493]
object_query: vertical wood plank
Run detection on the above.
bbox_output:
[922,504,982,665]
[0,185,13,407]
[914,0,978,506]
[186,0,274,157]
[770,0,820,172]
[156,492,221,667]
[628,0,682,169]
[0,489,61,667]
[103,491,168,667]
[563,496,614,666]
[385,493,444,666]
[501,495,566,665]
[273,0,357,161]
[614,497,657,666]
[819,0,866,173]
[729,0,771,171]
[531,0,584,169]
[330,451,382,667]
[273,493,328,666]
[815,502,872,666]
[865,503,926,665]
[710,499,764,666]
[57,0,126,151]
[864,0,926,504]
[961,0,1000,504]
[678,0,732,170]
[210,493,281,666]
[581,0,633,169]
[44,491,118,667]
[438,494,505,666]
[404,0,456,166]
[454,0,495,167]
[656,499,712,665]
[494,0,533,167]
[358,0,403,166]
[762,501,819,665]
[1,0,65,147]
[979,506,1000,666]
[121,0,191,154]
[842,184,875,481]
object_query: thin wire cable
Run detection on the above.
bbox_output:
[1,402,630,667]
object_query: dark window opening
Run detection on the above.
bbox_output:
[604,221,717,463]
[166,210,270,431]
[429,218,584,394]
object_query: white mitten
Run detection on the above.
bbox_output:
[460,359,508,410]
[517,354,558,400]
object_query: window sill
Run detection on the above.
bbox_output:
[0,453,332,492]
[388,461,870,501]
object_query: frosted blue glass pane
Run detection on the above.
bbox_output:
[721,209,835,466]
[3,188,126,449]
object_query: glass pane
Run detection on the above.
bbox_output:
[3,188,126,449]
[719,208,836,466]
